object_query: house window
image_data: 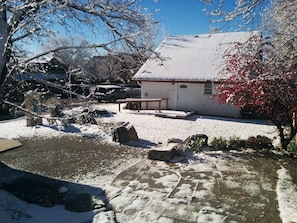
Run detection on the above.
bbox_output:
[180,84,187,89]
[204,83,213,95]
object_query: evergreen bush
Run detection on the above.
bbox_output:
[227,135,244,150]
[210,137,228,151]
[287,139,297,152]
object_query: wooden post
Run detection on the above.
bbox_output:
[37,94,42,125]
[25,92,42,126]
[25,94,34,126]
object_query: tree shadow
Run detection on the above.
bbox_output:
[197,115,273,126]
[170,150,210,164]
[0,162,115,221]
[126,139,158,148]
[42,123,81,133]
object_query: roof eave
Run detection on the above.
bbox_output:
[133,77,220,83]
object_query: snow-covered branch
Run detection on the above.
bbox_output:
[0,0,158,112]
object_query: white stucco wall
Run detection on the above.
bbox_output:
[140,81,176,109]
[140,81,240,118]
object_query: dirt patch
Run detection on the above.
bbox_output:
[0,136,147,182]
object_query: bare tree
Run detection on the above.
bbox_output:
[43,37,94,73]
[201,0,269,30]
[262,0,297,57]
[0,0,158,108]
[86,53,144,84]
[42,37,98,84]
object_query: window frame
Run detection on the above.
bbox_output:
[180,84,188,89]
[204,82,213,95]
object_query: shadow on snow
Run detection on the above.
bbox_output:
[0,162,115,221]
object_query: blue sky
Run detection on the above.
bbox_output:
[141,0,231,36]
[26,0,253,54]
[142,0,210,35]
[29,0,218,54]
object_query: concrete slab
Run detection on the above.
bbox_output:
[0,139,22,153]
[155,110,195,119]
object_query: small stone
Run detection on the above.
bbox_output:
[58,186,68,194]
[64,193,107,212]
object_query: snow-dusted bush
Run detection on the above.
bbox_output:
[210,137,228,151]
[227,135,245,150]
[187,134,208,152]
[246,135,273,150]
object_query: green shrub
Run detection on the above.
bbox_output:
[210,137,228,151]
[227,136,245,150]
[287,139,297,152]
[246,135,273,150]
[187,137,207,152]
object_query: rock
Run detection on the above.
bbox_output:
[58,186,68,194]
[172,143,187,156]
[126,124,138,141]
[167,138,184,144]
[197,206,226,223]
[64,193,106,212]
[113,122,138,144]
[92,210,117,223]
[90,109,108,116]
[114,126,130,144]
[148,139,188,162]
[148,149,174,162]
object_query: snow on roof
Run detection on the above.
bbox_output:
[134,31,258,82]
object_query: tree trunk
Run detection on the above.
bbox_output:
[276,121,297,151]
[0,7,8,87]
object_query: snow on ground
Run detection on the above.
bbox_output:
[0,103,278,145]
[0,113,108,140]
[277,166,297,223]
[0,103,296,223]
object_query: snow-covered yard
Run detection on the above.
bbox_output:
[0,103,296,223]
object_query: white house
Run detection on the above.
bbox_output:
[133,31,257,118]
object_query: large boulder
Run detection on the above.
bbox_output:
[126,125,138,141]
[148,138,188,162]
[113,122,138,144]
[148,149,175,162]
